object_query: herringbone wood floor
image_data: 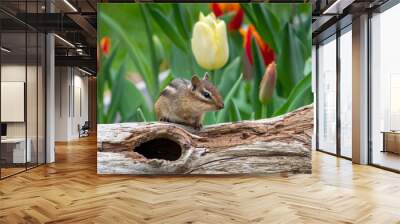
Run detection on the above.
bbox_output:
[1,135,400,224]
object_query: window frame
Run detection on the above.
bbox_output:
[315,23,353,161]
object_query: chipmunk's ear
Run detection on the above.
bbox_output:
[203,72,209,81]
[191,75,201,90]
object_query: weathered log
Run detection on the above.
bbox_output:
[97,104,313,175]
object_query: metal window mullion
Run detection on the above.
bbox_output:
[367,11,373,165]
[36,0,39,167]
[25,0,28,171]
[336,26,341,157]
[316,44,320,150]
[73,68,75,118]
[44,33,47,165]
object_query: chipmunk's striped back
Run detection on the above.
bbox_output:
[159,78,190,98]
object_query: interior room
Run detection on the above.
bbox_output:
[54,66,91,141]
[0,0,400,223]
[370,3,400,171]
[0,12,46,178]
[0,0,96,179]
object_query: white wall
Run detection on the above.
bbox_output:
[1,65,26,137]
[1,65,38,138]
[55,66,69,141]
[72,73,89,137]
[55,67,89,141]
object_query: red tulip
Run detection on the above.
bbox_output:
[100,37,111,56]
[240,25,275,66]
[210,3,244,31]
[210,3,223,17]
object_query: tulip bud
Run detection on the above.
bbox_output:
[259,62,277,104]
[100,37,111,56]
[152,35,164,64]
[191,12,229,70]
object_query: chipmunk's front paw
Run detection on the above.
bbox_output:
[160,117,171,122]
[193,123,203,130]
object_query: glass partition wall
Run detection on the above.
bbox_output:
[317,35,337,155]
[0,30,27,177]
[0,2,46,179]
[370,3,400,171]
[316,0,400,172]
[316,26,353,159]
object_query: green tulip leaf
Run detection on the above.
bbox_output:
[292,5,312,57]
[170,45,194,80]
[219,11,235,25]
[252,4,280,53]
[106,63,126,123]
[172,4,190,40]
[287,86,312,112]
[204,112,216,125]
[240,4,257,26]
[303,57,312,76]
[276,24,305,98]
[250,112,256,120]
[140,5,159,91]
[100,44,119,87]
[251,38,265,119]
[119,80,146,122]
[218,57,241,97]
[273,72,312,116]
[153,35,165,66]
[98,46,118,123]
[147,6,188,52]
[229,31,244,60]
[228,99,242,122]
[100,12,157,100]
[217,73,243,123]
[160,71,174,91]
[136,107,147,122]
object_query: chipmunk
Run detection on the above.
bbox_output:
[154,73,224,130]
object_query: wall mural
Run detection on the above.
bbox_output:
[97,3,313,175]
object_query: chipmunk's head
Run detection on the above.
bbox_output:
[191,73,224,111]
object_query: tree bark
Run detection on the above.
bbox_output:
[97,104,313,175]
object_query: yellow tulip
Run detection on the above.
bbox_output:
[191,12,229,70]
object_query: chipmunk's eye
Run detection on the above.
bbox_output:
[202,91,211,99]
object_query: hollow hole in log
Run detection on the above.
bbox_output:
[134,138,182,161]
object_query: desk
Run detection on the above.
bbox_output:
[1,138,31,163]
[382,131,400,155]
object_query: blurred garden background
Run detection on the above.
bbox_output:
[97,3,312,124]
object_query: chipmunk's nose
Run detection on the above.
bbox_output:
[217,103,224,109]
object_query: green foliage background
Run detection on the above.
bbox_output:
[98,3,312,124]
